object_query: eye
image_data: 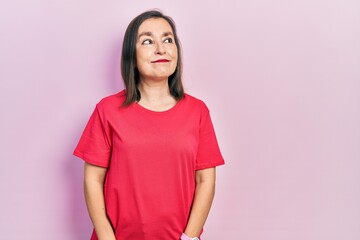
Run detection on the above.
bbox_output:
[164,38,173,43]
[142,39,153,45]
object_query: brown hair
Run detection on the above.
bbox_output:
[121,10,184,106]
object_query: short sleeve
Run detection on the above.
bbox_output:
[73,104,112,168]
[195,104,225,170]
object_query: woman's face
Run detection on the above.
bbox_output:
[136,18,178,82]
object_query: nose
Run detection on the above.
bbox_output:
[155,42,166,55]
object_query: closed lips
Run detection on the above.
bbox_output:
[152,59,170,63]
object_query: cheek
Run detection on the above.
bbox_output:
[170,45,178,57]
[172,51,178,66]
[136,49,148,61]
[136,44,155,57]
[136,49,152,72]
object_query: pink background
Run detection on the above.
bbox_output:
[1,0,359,239]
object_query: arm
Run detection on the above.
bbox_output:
[84,162,116,240]
[183,167,216,237]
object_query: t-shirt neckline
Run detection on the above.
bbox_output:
[133,95,185,115]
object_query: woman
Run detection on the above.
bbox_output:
[73,10,225,240]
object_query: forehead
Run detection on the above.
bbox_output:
[137,18,174,36]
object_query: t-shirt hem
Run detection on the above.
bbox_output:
[73,150,109,168]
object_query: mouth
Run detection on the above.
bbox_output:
[152,59,170,63]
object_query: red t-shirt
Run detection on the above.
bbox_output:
[73,90,225,240]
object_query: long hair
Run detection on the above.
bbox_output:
[121,10,184,106]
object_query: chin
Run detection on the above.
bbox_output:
[153,72,175,79]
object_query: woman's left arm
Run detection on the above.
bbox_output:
[183,167,216,238]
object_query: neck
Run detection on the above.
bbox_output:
[138,78,171,102]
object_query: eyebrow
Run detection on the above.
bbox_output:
[138,31,174,38]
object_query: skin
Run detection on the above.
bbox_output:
[84,164,115,240]
[84,17,216,239]
[135,17,178,111]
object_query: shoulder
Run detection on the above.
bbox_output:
[183,93,209,113]
[96,89,126,107]
[90,90,126,118]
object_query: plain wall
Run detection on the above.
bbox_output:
[0,0,359,239]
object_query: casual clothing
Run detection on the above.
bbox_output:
[73,89,225,240]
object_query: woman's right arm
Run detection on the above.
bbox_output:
[84,162,116,240]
